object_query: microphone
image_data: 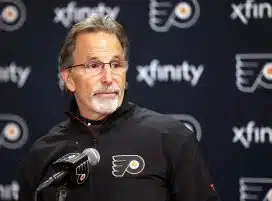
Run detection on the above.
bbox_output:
[36,148,100,192]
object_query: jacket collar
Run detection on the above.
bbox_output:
[65,90,135,134]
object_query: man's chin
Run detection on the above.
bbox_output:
[92,99,119,114]
[95,106,118,115]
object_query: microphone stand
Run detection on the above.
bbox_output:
[34,183,70,201]
[56,184,69,201]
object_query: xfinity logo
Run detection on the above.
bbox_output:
[232,121,272,148]
[231,0,272,24]
[0,62,31,88]
[0,181,19,201]
[136,59,204,87]
[54,2,120,27]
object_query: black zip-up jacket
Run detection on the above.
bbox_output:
[18,94,220,201]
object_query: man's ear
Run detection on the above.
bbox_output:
[60,69,76,92]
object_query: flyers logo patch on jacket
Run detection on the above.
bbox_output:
[112,155,145,177]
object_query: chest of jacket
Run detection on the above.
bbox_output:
[39,123,171,201]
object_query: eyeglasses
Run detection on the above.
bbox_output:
[62,60,128,76]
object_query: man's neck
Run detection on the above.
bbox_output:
[79,110,109,121]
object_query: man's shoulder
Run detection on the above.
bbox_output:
[29,120,70,154]
[133,104,191,134]
[133,105,173,124]
[131,104,195,145]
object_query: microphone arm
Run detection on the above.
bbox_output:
[36,171,67,192]
[34,172,69,201]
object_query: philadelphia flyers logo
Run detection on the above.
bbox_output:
[112,155,145,177]
[75,160,89,185]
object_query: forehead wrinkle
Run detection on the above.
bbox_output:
[85,48,124,61]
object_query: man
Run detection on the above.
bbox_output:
[18,16,220,201]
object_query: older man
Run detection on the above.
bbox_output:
[18,16,220,201]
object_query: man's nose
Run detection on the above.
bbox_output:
[100,64,113,84]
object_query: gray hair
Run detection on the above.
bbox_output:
[58,15,129,71]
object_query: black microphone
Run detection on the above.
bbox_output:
[36,148,100,192]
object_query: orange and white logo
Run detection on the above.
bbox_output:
[240,177,272,201]
[0,114,28,149]
[112,155,145,177]
[236,53,272,93]
[149,0,200,32]
[0,0,26,31]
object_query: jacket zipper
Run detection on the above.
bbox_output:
[68,113,101,149]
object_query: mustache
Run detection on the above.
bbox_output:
[93,85,120,95]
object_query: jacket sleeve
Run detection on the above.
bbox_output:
[163,122,220,201]
[18,152,38,201]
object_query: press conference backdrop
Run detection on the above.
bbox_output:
[1,0,272,200]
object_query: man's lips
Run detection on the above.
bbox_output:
[94,91,119,97]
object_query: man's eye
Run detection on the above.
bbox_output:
[87,62,100,69]
[111,62,122,68]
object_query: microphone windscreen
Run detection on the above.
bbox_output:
[83,148,100,166]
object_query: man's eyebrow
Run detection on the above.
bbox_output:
[86,56,99,61]
[85,55,123,61]
[111,55,122,60]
